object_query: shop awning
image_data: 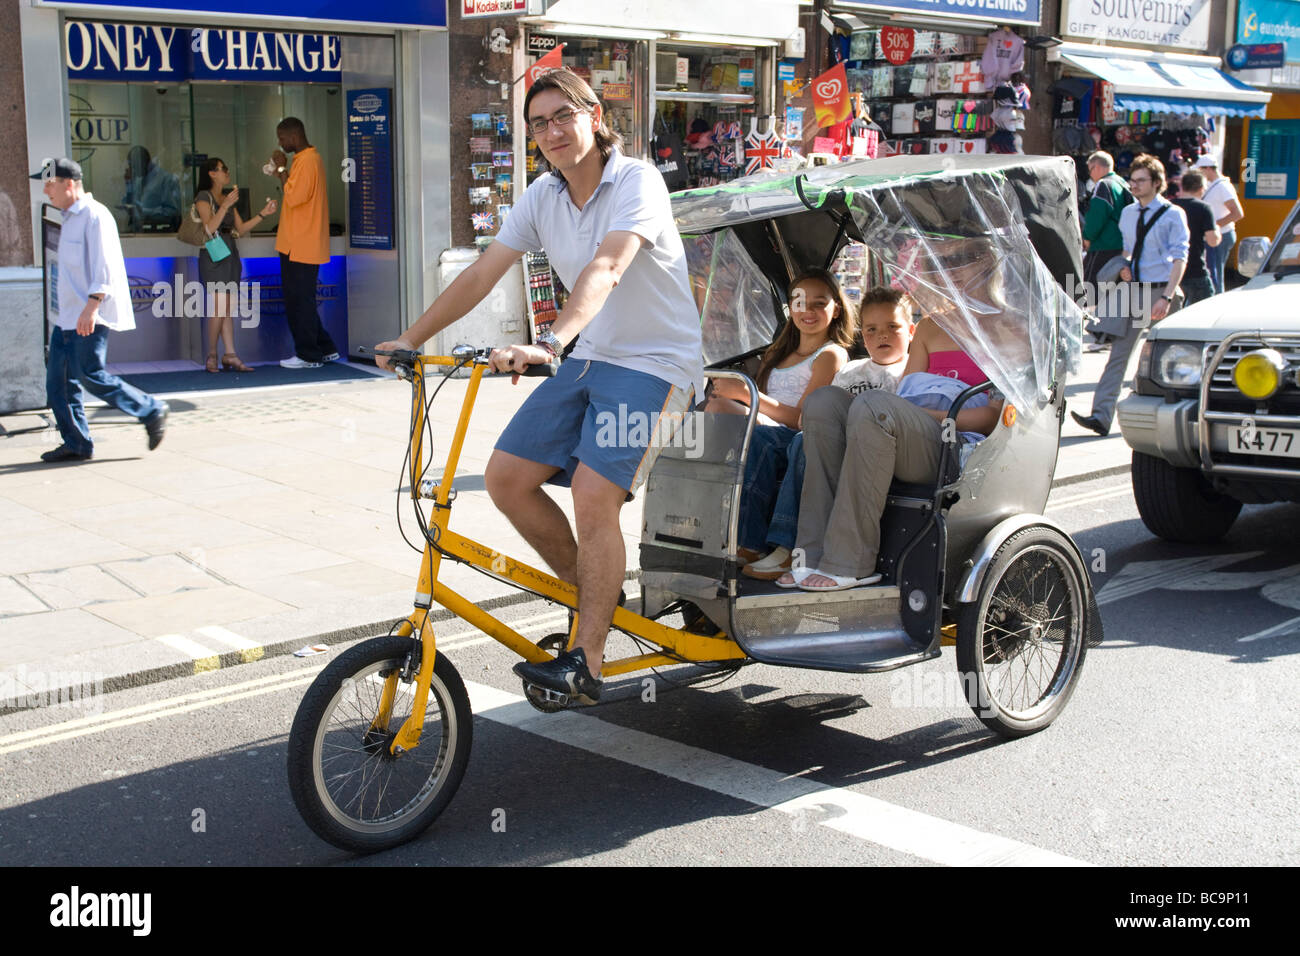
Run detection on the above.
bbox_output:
[1053,48,1271,119]
[525,0,800,44]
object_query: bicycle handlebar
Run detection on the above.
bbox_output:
[361,345,558,378]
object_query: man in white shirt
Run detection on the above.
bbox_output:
[375,71,700,705]
[33,158,168,462]
[1072,153,1188,436]
[1196,153,1245,295]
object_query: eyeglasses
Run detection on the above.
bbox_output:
[527,106,586,137]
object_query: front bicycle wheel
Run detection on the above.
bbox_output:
[287,636,472,853]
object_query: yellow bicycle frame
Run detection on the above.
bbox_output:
[383,356,748,753]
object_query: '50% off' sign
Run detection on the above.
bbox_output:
[880,26,915,65]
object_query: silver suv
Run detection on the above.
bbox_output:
[1117,199,1300,542]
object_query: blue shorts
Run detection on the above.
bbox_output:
[495,358,693,493]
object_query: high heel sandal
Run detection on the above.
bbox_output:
[222,353,254,373]
[205,352,220,374]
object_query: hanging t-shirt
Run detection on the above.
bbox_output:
[980,28,1024,85]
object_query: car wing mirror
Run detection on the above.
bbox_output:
[1237,236,1270,279]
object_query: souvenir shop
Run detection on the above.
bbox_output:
[508,0,799,334]
[823,1,1047,160]
[1046,42,1270,209]
[514,0,801,192]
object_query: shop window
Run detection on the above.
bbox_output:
[70,82,191,233]
[70,81,346,236]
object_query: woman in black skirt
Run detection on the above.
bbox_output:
[194,158,277,372]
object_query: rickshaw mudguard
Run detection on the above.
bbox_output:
[954,513,1088,605]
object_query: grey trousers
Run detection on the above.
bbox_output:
[1089,282,1181,431]
[796,386,943,577]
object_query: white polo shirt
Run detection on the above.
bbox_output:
[1202,176,1240,230]
[56,193,135,332]
[495,148,702,393]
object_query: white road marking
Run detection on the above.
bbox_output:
[1237,615,1300,643]
[157,634,222,662]
[464,681,1091,867]
[1047,485,1130,511]
[1095,552,1265,606]
[0,657,1089,866]
[197,625,265,662]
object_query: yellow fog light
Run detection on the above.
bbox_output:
[1232,349,1286,400]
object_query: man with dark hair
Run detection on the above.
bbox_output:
[1173,170,1221,306]
[1073,153,1189,437]
[374,70,701,704]
[270,116,338,368]
[33,158,168,462]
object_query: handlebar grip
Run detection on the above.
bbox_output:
[520,360,559,378]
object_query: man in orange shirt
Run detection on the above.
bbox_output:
[270,117,338,368]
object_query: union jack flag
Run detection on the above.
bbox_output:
[744,132,781,175]
[612,42,630,61]
[472,211,495,232]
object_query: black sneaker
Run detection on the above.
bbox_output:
[145,402,170,450]
[40,444,92,463]
[514,647,602,705]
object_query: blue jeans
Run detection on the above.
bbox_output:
[766,431,805,551]
[738,424,798,551]
[1207,229,1235,295]
[46,326,163,455]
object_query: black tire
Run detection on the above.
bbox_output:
[1131,451,1242,543]
[287,636,472,853]
[956,527,1089,739]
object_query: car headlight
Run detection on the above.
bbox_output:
[1232,348,1287,400]
[1152,342,1203,389]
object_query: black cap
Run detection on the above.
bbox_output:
[993,84,1017,105]
[30,158,83,181]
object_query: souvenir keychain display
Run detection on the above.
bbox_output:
[467,110,512,249]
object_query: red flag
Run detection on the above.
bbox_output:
[811,62,851,130]
[525,44,566,91]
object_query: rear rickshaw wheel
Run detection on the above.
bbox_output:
[956,527,1088,739]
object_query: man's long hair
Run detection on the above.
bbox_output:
[523,69,623,185]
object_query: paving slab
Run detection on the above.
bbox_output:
[17,564,140,609]
[99,554,227,596]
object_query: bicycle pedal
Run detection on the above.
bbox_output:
[522,681,572,713]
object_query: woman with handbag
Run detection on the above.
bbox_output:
[193,158,277,372]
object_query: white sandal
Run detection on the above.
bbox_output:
[775,565,814,589]
[796,569,882,592]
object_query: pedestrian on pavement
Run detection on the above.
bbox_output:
[1080,150,1131,287]
[375,69,701,705]
[33,158,168,462]
[1196,153,1244,295]
[1172,169,1221,307]
[194,156,277,372]
[1073,153,1189,437]
[269,117,338,369]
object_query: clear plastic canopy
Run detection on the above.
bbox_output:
[673,156,1086,413]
